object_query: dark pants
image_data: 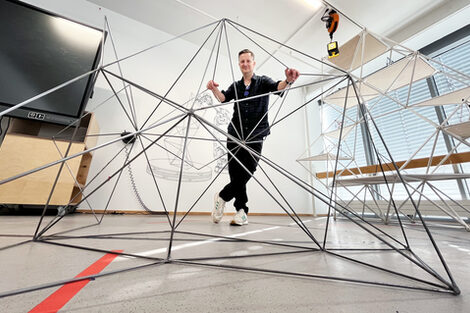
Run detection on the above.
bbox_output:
[219,138,263,214]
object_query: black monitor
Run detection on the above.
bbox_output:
[0,0,105,125]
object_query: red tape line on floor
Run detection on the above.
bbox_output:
[29,250,123,313]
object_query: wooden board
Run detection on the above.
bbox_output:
[0,134,85,205]
[316,151,470,179]
[297,152,352,161]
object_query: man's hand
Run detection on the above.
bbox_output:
[285,68,300,84]
[207,80,219,91]
[207,80,225,102]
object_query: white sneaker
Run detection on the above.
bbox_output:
[230,209,248,226]
[212,193,225,223]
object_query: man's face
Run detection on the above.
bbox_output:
[238,53,255,76]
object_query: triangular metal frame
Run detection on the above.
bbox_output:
[0,14,461,299]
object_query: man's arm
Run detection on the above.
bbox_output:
[277,68,300,91]
[207,80,226,102]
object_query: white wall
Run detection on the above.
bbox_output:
[24,0,313,215]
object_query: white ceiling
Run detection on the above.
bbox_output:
[86,0,469,72]
[86,0,462,41]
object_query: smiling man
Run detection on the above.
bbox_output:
[207,48,299,226]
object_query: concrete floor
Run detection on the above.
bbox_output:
[0,213,469,312]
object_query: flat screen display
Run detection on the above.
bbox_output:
[0,0,104,124]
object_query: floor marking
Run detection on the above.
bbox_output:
[115,226,282,262]
[29,250,123,313]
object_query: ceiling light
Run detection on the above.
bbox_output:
[304,0,323,10]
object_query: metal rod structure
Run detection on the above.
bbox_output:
[36,115,188,238]
[167,115,192,259]
[196,115,446,263]
[0,14,464,299]
[35,140,136,238]
[201,118,457,286]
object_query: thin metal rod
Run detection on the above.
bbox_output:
[51,138,99,223]
[255,161,320,247]
[174,260,454,294]
[40,239,164,261]
[174,230,318,251]
[0,68,100,118]
[104,17,139,128]
[174,159,229,229]
[167,114,192,259]
[212,20,223,80]
[325,250,449,289]
[190,23,223,110]
[33,115,82,240]
[0,239,32,252]
[52,84,131,140]
[0,249,166,299]
[225,19,288,68]
[98,141,137,223]
[222,20,245,140]
[323,78,351,249]
[101,70,138,130]
[137,136,172,223]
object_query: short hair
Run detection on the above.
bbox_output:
[238,49,254,60]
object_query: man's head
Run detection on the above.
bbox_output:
[238,49,255,77]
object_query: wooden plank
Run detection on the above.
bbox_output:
[316,151,470,179]
[0,134,84,205]
[297,153,352,161]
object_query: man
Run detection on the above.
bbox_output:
[207,49,299,226]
